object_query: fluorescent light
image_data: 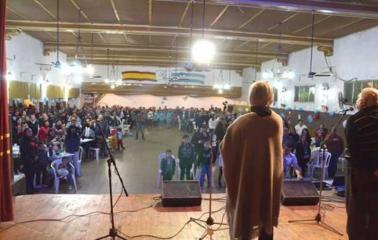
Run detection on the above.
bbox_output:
[223,83,231,90]
[218,89,223,94]
[86,64,95,75]
[191,39,216,65]
[110,84,115,89]
[318,9,334,14]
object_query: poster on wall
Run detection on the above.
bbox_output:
[169,72,206,85]
[122,71,157,81]
[82,93,95,107]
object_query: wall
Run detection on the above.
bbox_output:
[259,26,378,112]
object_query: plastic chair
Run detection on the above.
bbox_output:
[77,146,83,176]
[309,150,332,180]
[89,147,100,161]
[50,159,77,193]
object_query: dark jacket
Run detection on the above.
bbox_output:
[160,155,176,176]
[345,105,378,169]
[198,147,212,166]
[178,143,195,162]
[65,125,81,153]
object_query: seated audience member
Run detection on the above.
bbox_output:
[294,119,307,136]
[283,144,302,179]
[325,127,344,179]
[199,140,212,189]
[57,157,75,190]
[116,127,125,150]
[296,134,312,177]
[178,135,195,180]
[160,149,176,181]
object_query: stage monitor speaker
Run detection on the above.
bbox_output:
[162,180,202,207]
[281,180,319,206]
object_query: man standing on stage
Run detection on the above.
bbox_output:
[221,81,283,240]
[345,87,378,240]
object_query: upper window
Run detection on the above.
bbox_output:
[344,80,378,104]
[294,85,315,102]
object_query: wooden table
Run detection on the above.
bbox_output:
[0,194,348,240]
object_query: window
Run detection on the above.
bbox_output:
[294,85,315,102]
[273,87,278,104]
[344,80,378,104]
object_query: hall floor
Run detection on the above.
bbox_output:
[47,126,224,195]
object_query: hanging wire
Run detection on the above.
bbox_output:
[202,0,206,38]
[190,0,194,46]
[309,10,316,76]
[106,48,110,81]
[74,9,82,61]
[56,0,60,64]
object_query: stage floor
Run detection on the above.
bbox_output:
[0,194,348,240]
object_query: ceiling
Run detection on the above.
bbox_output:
[5,0,378,70]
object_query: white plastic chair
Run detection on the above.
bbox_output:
[308,150,332,180]
[50,159,77,193]
[89,147,100,161]
[77,146,83,176]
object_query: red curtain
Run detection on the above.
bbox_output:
[0,0,14,221]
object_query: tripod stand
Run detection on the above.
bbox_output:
[288,109,352,236]
[95,121,129,240]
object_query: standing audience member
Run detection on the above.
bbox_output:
[325,127,344,179]
[345,87,378,240]
[37,120,49,144]
[27,114,39,136]
[178,135,195,180]
[294,119,307,136]
[135,111,146,140]
[20,128,38,194]
[35,142,49,188]
[199,140,212,189]
[116,127,125,150]
[221,81,283,240]
[315,123,328,147]
[65,118,81,177]
[160,149,176,181]
[295,133,312,177]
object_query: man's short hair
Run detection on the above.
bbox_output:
[357,87,378,110]
[248,80,274,106]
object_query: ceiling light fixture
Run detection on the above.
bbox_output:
[191,0,216,65]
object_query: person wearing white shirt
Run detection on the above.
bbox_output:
[294,119,307,135]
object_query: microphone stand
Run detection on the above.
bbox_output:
[95,121,129,240]
[288,109,351,236]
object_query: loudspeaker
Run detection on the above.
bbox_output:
[161,180,202,207]
[281,180,319,206]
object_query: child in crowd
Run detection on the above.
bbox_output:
[283,144,303,179]
[160,149,176,181]
[57,157,75,190]
[178,135,195,180]
[199,140,212,189]
[116,127,125,150]
[35,142,49,188]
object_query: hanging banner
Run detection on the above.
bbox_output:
[122,71,157,81]
[169,72,205,84]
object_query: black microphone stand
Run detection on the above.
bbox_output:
[288,109,351,236]
[95,121,129,240]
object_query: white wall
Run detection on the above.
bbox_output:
[259,26,378,112]
[6,32,68,85]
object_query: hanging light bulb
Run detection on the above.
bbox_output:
[218,89,223,94]
[86,64,95,76]
[191,39,216,65]
[110,84,115,89]
[223,83,231,90]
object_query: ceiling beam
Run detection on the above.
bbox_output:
[238,9,264,29]
[317,18,365,36]
[44,42,288,59]
[267,13,298,31]
[69,56,260,67]
[7,6,27,20]
[33,0,55,19]
[210,5,229,27]
[110,0,121,23]
[154,0,378,19]
[7,20,333,46]
[292,15,332,34]
[178,0,192,27]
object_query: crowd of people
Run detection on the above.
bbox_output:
[10,100,346,194]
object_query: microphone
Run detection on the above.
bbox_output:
[340,107,354,113]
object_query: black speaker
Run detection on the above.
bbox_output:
[161,180,202,207]
[281,180,320,206]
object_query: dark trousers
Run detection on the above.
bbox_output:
[35,162,48,185]
[179,160,192,180]
[24,165,35,194]
[135,125,145,140]
[328,152,341,179]
[346,166,378,240]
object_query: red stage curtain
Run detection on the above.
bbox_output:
[0,0,14,221]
